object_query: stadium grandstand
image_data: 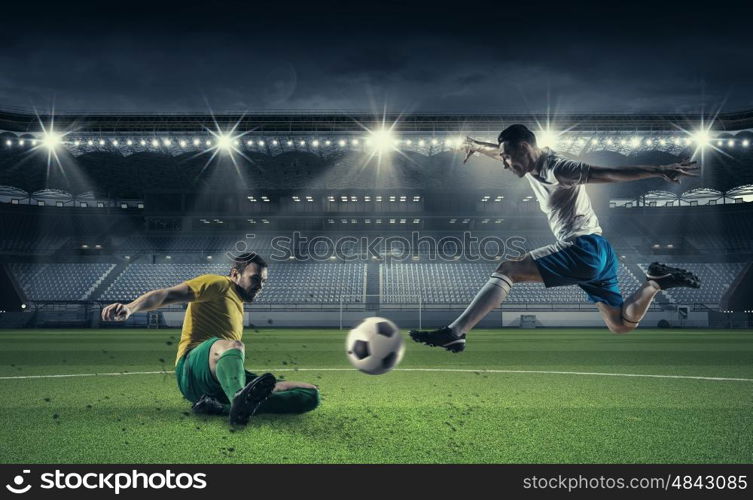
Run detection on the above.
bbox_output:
[1,106,751,329]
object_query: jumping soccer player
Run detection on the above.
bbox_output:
[410,124,701,352]
[101,253,319,426]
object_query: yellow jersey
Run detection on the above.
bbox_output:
[175,274,245,364]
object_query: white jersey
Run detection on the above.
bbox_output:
[525,148,602,242]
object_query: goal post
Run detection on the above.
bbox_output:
[339,294,422,331]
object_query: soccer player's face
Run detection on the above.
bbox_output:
[498,141,530,177]
[235,264,268,302]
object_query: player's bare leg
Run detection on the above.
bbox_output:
[410,254,543,352]
[208,339,245,376]
[597,262,700,334]
[274,381,318,392]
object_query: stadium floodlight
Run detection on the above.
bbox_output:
[112,140,118,146]
[258,140,265,146]
[368,128,395,152]
[287,140,294,146]
[325,140,331,145]
[151,139,159,147]
[418,140,425,146]
[127,139,133,146]
[693,130,711,148]
[338,140,346,147]
[744,140,750,147]
[5,140,12,146]
[431,138,438,145]
[352,139,359,146]
[42,131,62,150]
[193,138,200,146]
[630,137,640,147]
[591,139,598,145]
[164,139,172,146]
[87,140,94,146]
[312,140,319,147]
[99,139,105,146]
[727,139,734,147]
[140,139,146,146]
[179,140,186,147]
[272,140,278,145]
[216,134,233,150]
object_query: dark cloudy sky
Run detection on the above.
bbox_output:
[1,0,751,114]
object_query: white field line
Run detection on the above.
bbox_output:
[1,368,752,382]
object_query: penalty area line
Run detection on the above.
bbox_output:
[0,368,752,383]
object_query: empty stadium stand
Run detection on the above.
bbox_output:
[10,263,115,301]
[7,258,745,309]
[4,256,745,312]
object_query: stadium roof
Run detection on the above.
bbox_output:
[1,106,753,134]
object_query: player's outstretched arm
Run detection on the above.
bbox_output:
[101,283,195,321]
[586,160,699,184]
[463,136,503,164]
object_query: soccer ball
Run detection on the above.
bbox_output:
[345,317,405,375]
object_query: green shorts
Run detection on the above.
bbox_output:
[175,337,321,415]
[175,337,226,404]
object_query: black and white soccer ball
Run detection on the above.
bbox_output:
[345,317,405,375]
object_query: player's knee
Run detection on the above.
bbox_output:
[608,322,634,335]
[229,340,245,351]
[213,339,245,356]
[496,260,522,282]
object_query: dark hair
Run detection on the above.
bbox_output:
[229,253,268,276]
[497,124,537,147]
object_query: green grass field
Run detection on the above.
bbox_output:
[1,328,752,463]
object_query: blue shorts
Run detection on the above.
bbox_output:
[530,234,624,308]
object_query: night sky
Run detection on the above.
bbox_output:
[1,0,751,114]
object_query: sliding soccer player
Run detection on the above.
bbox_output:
[101,253,319,426]
[410,124,701,352]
